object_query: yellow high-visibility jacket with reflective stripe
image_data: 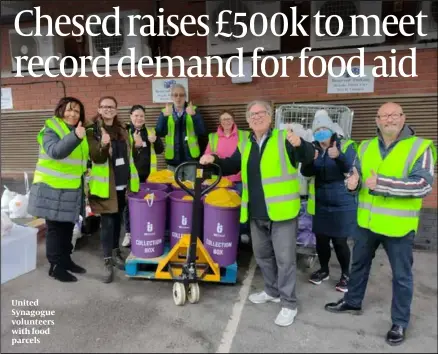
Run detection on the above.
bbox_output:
[240,129,301,223]
[33,116,89,189]
[357,136,436,237]
[88,133,140,198]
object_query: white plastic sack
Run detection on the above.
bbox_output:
[8,172,32,219]
[1,211,14,238]
[71,216,83,251]
[1,186,17,214]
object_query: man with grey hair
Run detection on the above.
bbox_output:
[200,100,315,327]
[155,83,206,181]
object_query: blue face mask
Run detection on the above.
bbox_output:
[314,129,332,142]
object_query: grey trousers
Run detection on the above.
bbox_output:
[250,218,298,310]
[167,164,196,182]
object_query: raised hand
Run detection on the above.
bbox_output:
[133,130,143,147]
[287,128,301,147]
[346,166,360,190]
[164,103,172,116]
[75,121,86,139]
[186,101,196,116]
[327,141,339,159]
[101,127,111,146]
[365,169,378,190]
[148,131,157,143]
[200,154,215,165]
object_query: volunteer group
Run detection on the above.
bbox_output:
[26,83,436,346]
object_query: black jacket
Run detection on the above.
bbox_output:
[126,123,164,181]
[213,128,315,220]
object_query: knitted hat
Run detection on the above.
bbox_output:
[312,109,334,132]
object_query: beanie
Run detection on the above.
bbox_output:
[312,109,334,132]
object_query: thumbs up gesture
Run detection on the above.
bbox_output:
[328,141,339,159]
[365,169,378,190]
[346,166,360,191]
[186,101,196,116]
[133,130,143,147]
[101,127,111,147]
[75,121,86,139]
[286,128,301,147]
[164,103,172,117]
[148,130,157,143]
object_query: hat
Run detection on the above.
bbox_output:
[312,109,334,132]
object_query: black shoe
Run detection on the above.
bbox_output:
[309,269,330,285]
[335,274,349,293]
[49,264,78,282]
[103,258,114,283]
[386,324,406,346]
[324,299,362,315]
[66,260,86,274]
[112,248,125,270]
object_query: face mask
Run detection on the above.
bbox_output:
[314,129,332,142]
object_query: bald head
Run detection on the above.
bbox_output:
[376,102,406,140]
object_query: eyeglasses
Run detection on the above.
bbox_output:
[377,113,404,120]
[172,93,185,98]
[100,106,116,110]
[249,110,268,118]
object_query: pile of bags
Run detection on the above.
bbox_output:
[204,188,241,208]
[1,173,32,219]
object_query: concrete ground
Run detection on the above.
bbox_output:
[1,228,437,354]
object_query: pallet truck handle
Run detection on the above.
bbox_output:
[174,161,222,198]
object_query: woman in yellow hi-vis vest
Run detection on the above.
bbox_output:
[86,96,140,284]
[155,84,206,182]
[122,104,164,247]
[27,97,89,283]
[325,102,437,346]
[200,100,316,328]
[300,110,358,293]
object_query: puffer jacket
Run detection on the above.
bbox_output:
[27,120,86,223]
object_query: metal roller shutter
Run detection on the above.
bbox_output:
[1,103,249,173]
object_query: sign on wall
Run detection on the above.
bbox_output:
[1,87,13,110]
[327,66,375,94]
[152,78,189,103]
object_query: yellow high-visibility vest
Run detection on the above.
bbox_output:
[240,129,301,223]
[357,136,436,237]
[33,116,89,189]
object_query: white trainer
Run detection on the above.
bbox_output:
[248,291,281,304]
[274,307,298,327]
[122,233,131,247]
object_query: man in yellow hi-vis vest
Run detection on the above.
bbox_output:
[122,104,164,247]
[155,83,206,181]
[325,102,437,347]
[200,100,315,327]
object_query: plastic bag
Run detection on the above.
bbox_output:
[297,201,316,247]
[8,172,31,219]
[71,216,83,251]
[1,186,17,214]
[1,211,14,237]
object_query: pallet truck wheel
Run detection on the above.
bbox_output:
[173,282,186,306]
[187,283,200,304]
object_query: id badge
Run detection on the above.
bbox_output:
[115,158,125,166]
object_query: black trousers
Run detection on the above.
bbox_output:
[46,220,75,267]
[316,234,351,276]
[100,190,126,258]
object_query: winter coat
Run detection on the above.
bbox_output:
[85,120,135,214]
[27,121,86,223]
[300,134,358,238]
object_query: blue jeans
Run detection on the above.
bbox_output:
[344,227,415,329]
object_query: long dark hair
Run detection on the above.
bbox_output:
[54,96,85,125]
[93,96,127,140]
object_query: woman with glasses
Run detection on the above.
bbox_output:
[155,84,206,182]
[86,96,140,283]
